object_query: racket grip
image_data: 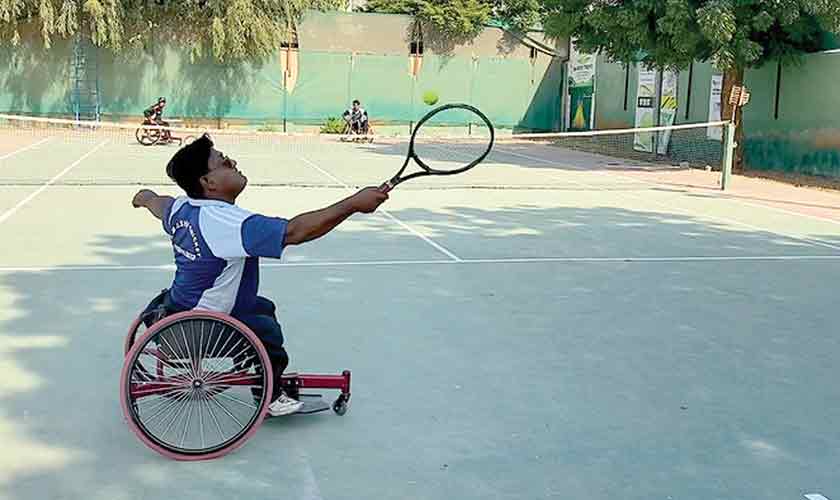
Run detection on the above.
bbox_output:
[380,180,394,193]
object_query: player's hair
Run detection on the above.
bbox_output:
[166,134,213,198]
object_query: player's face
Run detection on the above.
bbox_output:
[203,147,246,200]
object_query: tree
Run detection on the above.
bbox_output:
[542,0,840,169]
[0,0,347,62]
[362,0,542,40]
[362,0,491,41]
[492,0,542,34]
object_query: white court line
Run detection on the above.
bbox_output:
[298,155,462,261]
[716,194,840,227]
[611,170,840,228]
[0,137,51,161]
[296,447,325,500]
[2,254,840,272]
[513,146,840,228]
[0,140,110,225]
[490,145,840,252]
[804,494,831,500]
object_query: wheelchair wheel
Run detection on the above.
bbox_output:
[125,295,169,355]
[120,311,273,461]
[124,315,144,356]
[136,126,161,146]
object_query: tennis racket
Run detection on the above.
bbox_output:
[381,103,494,192]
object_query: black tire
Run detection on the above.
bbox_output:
[136,127,161,146]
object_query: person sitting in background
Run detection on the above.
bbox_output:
[342,99,369,134]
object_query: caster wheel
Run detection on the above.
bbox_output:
[332,396,349,416]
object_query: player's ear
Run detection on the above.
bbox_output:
[200,173,215,194]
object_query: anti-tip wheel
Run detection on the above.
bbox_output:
[332,396,349,416]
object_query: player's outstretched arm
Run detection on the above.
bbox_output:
[132,189,174,221]
[284,186,387,246]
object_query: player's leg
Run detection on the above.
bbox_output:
[236,302,302,416]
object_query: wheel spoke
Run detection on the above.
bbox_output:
[128,316,268,454]
[179,322,199,380]
[179,390,197,448]
[213,390,259,411]
[197,320,207,379]
[205,391,244,428]
[204,336,245,376]
[141,388,192,428]
[203,390,227,442]
[137,391,188,417]
[198,389,206,450]
[136,350,192,383]
[159,389,195,442]
[203,352,260,385]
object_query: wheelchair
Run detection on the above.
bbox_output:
[120,292,351,461]
[339,113,374,143]
[135,118,194,147]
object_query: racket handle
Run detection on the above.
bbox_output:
[380,180,394,193]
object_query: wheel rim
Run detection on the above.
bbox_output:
[122,314,271,457]
[136,127,161,146]
[124,315,145,356]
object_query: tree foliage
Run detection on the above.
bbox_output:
[542,0,840,169]
[542,0,840,71]
[362,0,542,38]
[0,0,347,61]
[363,0,490,40]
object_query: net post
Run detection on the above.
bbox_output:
[721,121,736,191]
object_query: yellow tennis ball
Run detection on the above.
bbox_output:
[423,91,439,106]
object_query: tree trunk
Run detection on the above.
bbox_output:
[722,66,745,172]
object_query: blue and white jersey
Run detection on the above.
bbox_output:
[162,197,288,316]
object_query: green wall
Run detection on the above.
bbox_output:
[742,52,840,178]
[591,50,840,179]
[593,56,722,130]
[0,26,563,132]
[0,37,74,115]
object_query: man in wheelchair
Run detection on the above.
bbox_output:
[143,97,172,143]
[132,134,388,416]
[342,99,369,135]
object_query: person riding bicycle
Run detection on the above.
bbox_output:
[342,100,369,135]
[143,97,172,142]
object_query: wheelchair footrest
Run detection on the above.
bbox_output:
[295,394,331,414]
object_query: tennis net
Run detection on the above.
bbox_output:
[0,113,730,188]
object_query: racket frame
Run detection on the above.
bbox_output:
[384,103,495,190]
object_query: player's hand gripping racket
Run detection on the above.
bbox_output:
[380,103,494,192]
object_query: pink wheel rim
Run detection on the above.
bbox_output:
[120,310,273,461]
[124,315,143,356]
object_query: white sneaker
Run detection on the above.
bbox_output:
[267,392,304,416]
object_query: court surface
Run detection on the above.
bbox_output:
[1,132,839,500]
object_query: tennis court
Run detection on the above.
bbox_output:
[1,117,839,500]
